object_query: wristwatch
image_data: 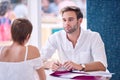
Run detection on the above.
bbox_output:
[81,64,85,71]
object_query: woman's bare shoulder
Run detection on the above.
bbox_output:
[27,45,40,60]
[0,46,10,61]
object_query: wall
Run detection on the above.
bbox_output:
[27,0,41,49]
[87,0,120,80]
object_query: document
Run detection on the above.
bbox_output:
[50,70,114,79]
[60,72,87,78]
[86,71,114,77]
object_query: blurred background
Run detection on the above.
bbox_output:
[0,0,87,48]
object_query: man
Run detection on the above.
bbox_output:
[41,6,107,72]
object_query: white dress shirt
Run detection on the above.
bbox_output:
[41,28,107,68]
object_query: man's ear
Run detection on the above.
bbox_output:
[78,18,83,23]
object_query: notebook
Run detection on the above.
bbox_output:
[50,70,113,80]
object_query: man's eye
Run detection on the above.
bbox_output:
[69,19,72,21]
[69,18,74,21]
[63,19,66,22]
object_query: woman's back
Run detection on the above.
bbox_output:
[0,45,44,80]
[0,45,39,62]
[0,61,36,80]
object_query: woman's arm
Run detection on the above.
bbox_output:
[37,68,46,80]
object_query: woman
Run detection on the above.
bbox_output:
[0,1,12,41]
[0,18,46,80]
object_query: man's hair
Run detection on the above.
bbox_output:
[60,6,83,19]
[11,18,33,45]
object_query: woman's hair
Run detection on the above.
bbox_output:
[60,6,83,19]
[0,1,10,16]
[11,18,33,45]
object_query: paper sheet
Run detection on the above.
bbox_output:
[60,73,87,78]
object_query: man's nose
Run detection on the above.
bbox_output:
[64,21,70,25]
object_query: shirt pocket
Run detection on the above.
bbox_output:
[75,51,91,64]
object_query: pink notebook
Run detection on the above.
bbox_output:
[50,71,105,80]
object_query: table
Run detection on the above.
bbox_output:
[45,70,112,80]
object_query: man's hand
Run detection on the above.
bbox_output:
[51,61,62,71]
[63,61,83,71]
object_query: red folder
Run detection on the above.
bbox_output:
[50,71,104,80]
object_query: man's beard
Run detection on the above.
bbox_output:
[64,23,78,34]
